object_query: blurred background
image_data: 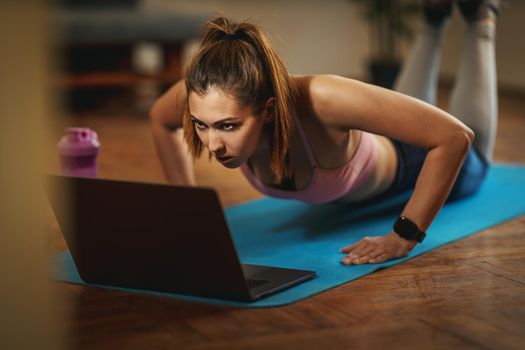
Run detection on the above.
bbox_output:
[53,0,525,112]
[1,1,523,349]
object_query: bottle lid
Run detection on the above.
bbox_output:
[57,127,100,157]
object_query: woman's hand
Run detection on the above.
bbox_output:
[339,232,417,265]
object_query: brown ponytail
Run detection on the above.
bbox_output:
[183,16,296,183]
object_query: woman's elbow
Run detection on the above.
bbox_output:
[451,127,475,154]
[464,127,475,146]
[149,102,177,132]
[149,101,162,124]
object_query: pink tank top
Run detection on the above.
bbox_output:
[239,114,380,204]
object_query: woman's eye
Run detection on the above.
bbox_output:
[192,119,237,131]
[193,120,206,130]
[221,123,237,131]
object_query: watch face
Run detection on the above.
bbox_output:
[394,216,419,239]
[394,216,426,242]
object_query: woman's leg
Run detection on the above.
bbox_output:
[449,3,499,161]
[393,1,452,104]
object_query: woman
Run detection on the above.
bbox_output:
[150,0,500,265]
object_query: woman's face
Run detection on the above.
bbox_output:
[188,87,272,169]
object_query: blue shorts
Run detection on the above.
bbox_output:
[360,139,490,205]
[386,139,489,201]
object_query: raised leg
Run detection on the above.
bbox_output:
[393,1,452,104]
[449,1,499,161]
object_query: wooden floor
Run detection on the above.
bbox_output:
[46,86,525,350]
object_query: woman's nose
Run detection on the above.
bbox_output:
[207,131,225,153]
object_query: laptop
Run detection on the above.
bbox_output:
[45,175,316,302]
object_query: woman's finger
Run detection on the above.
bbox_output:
[342,244,377,265]
[369,253,390,264]
[351,255,372,265]
[349,243,380,264]
[339,242,359,253]
[350,243,376,259]
[340,236,369,253]
[368,247,386,259]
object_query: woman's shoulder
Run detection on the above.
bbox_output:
[290,74,364,129]
[291,74,362,97]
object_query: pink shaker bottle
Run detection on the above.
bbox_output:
[57,127,100,177]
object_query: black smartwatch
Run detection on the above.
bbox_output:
[393,216,426,243]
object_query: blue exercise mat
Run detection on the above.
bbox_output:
[52,164,525,307]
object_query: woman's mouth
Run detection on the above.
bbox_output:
[217,156,235,164]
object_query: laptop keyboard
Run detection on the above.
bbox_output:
[246,278,268,289]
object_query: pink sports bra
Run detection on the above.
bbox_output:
[239,113,380,204]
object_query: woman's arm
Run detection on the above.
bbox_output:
[149,80,196,186]
[308,74,474,264]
